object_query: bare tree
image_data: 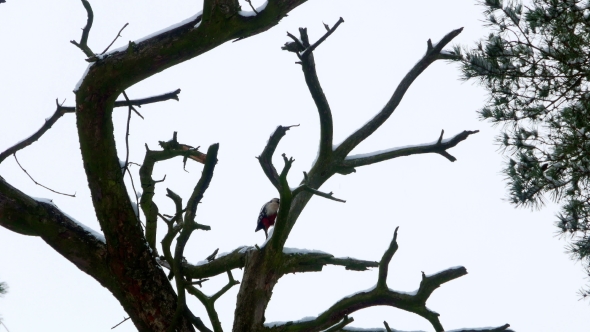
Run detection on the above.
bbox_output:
[0,1,511,332]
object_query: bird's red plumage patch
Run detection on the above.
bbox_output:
[261,215,276,229]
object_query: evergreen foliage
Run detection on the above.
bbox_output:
[458,0,590,297]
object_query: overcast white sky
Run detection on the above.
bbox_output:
[1,1,588,331]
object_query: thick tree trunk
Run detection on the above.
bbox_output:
[233,250,282,331]
[75,85,194,332]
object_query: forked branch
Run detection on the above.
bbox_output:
[167,144,217,332]
[0,89,181,165]
[265,228,471,332]
[334,27,464,158]
[257,125,299,191]
[282,19,344,163]
[340,130,480,169]
[186,271,240,332]
[141,132,207,252]
[70,0,95,58]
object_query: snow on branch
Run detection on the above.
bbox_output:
[0,176,108,278]
[177,245,378,281]
[281,249,378,274]
[340,129,479,169]
[263,228,501,332]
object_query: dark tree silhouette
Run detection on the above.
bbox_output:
[0,1,511,331]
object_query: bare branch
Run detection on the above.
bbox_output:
[339,323,513,332]
[282,19,344,161]
[282,251,378,274]
[101,23,129,54]
[121,91,134,178]
[266,230,468,332]
[184,143,218,224]
[186,271,240,332]
[184,307,213,332]
[377,227,399,289]
[13,154,76,197]
[244,0,258,14]
[140,133,207,252]
[334,27,464,158]
[279,153,296,186]
[0,90,180,165]
[0,176,107,277]
[181,246,378,282]
[257,125,299,191]
[189,279,209,287]
[206,248,219,262]
[340,130,480,168]
[292,184,345,202]
[168,144,217,331]
[384,321,392,332]
[292,171,345,202]
[323,316,353,332]
[0,100,72,164]
[111,317,130,330]
[113,89,181,108]
[160,189,184,280]
[300,17,345,58]
[183,246,248,279]
[449,325,513,332]
[70,0,95,57]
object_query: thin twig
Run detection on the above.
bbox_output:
[101,23,129,54]
[127,164,142,225]
[244,0,258,14]
[0,99,71,164]
[122,91,133,178]
[121,91,145,178]
[190,278,210,287]
[122,90,144,119]
[13,153,76,197]
[292,184,345,202]
[70,0,95,57]
[113,89,181,108]
[111,317,130,329]
[300,17,345,58]
[0,321,10,332]
[323,316,353,332]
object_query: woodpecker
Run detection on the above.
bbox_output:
[255,198,280,238]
